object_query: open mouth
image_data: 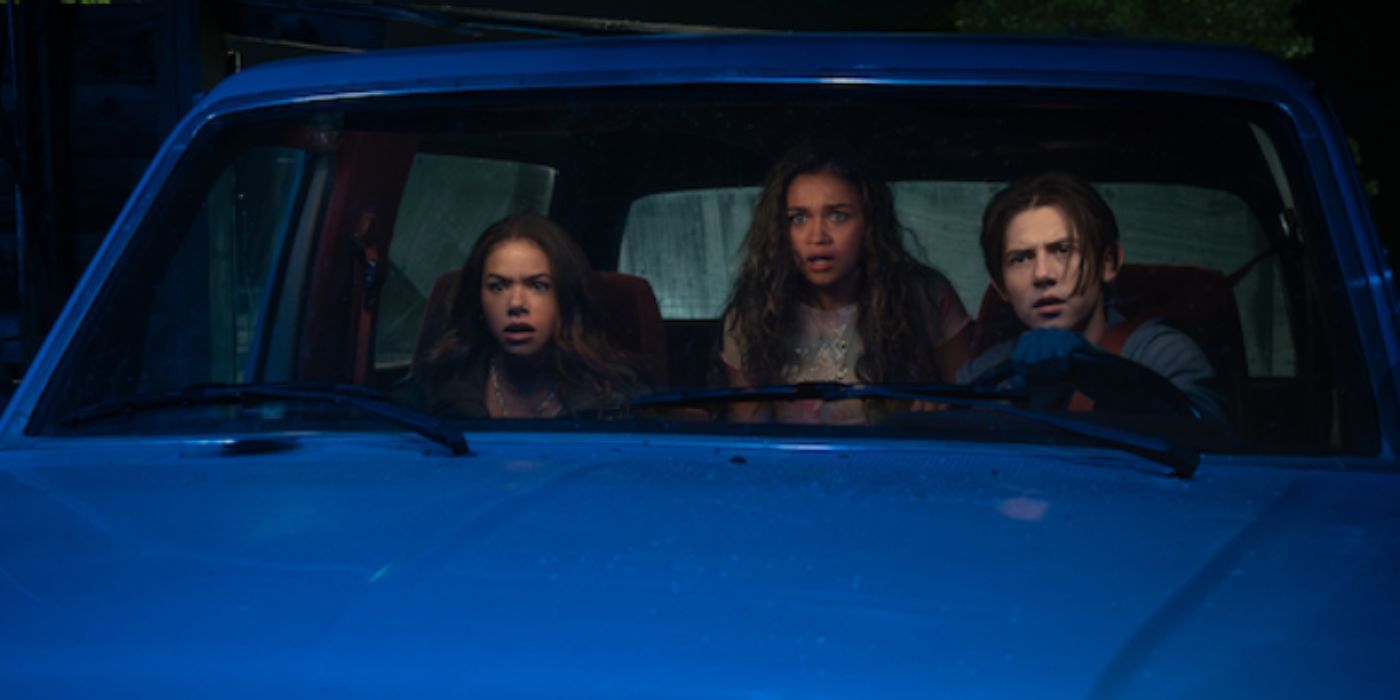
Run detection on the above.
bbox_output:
[1032,296,1066,318]
[502,323,535,344]
[806,255,835,273]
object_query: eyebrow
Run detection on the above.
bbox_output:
[786,202,857,212]
[485,272,552,281]
[1005,236,1073,256]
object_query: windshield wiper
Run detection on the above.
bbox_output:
[633,383,1199,479]
[61,382,470,456]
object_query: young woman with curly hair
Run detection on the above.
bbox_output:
[720,142,972,424]
[412,212,642,418]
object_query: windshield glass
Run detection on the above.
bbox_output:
[32,86,1378,454]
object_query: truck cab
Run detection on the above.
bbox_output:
[3,35,1398,697]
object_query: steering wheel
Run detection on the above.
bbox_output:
[969,350,1201,421]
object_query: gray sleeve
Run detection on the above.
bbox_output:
[1120,322,1229,427]
[955,341,1014,385]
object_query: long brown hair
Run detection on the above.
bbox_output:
[724,141,944,388]
[421,212,638,399]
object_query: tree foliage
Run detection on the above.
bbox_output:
[953,0,1313,58]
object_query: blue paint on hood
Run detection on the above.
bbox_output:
[3,435,1398,697]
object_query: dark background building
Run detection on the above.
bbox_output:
[1,0,1393,395]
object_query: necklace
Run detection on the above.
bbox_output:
[791,305,857,383]
[489,354,559,418]
[827,316,854,382]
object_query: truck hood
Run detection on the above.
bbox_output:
[3,433,1398,698]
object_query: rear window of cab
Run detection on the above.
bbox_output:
[31,85,1378,455]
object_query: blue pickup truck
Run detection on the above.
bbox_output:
[3,35,1397,697]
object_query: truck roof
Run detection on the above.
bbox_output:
[202,33,1315,109]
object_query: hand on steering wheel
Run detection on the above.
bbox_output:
[1011,328,1092,384]
[971,329,1200,420]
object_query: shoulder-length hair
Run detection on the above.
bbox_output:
[421,212,637,398]
[723,141,942,387]
[980,171,1121,297]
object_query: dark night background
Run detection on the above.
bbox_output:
[1,0,1394,390]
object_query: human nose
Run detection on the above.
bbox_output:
[805,218,832,245]
[1032,251,1059,285]
[507,284,528,314]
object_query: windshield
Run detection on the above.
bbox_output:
[31,85,1379,454]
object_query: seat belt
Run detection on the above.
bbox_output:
[1067,315,1153,411]
[1065,245,1281,412]
[351,211,384,384]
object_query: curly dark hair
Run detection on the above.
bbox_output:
[723,141,947,391]
[420,212,638,400]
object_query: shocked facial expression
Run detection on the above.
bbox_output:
[786,170,865,307]
[997,205,1120,341]
[481,239,560,360]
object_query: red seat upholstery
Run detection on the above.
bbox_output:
[589,271,669,388]
[971,263,1248,431]
[412,272,463,372]
[412,270,669,389]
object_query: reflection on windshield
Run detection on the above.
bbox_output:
[39,87,1376,454]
